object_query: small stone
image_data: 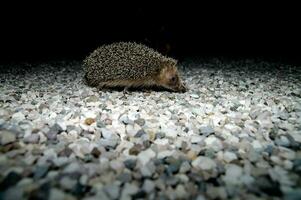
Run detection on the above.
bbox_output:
[142,179,155,193]
[157,150,174,159]
[118,172,132,182]
[175,184,187,199]
[163,128,178,138]
[206,186,228,200]
[179,161,191,173]
[110,160,124,172]
[86,95,99,103]
[199,126,214,136]
[252,140,263,151]
[165,176,179,186]
[64,162,81,174]
[154,138,169,146]
[248,148,260,162]
[11,112,25,122]
[223,151,237,163]
[49,188,66,200]
[140,162,156,177]
[91,147,101,158]
[24,134,40,144]
[34,165,49,180]
[85,118,95,125]
[205,136,223,151]
[134,118,145,126]
[138,148,156,166]
[58,147,73,157]
[96,119,105,128]
[101,128,114,139]
[264,145,274,155]
[53,157,69,167]
[190,94,199,98]
[167,161,181,174]
[279,112,289,120]
[286,134,301,150]
[101,139,119,149]
[38,103,49,111]
[191,135,204,143]
[135,129,146,138]
[59,176,77,190]
[205,148,216,158]
[47,123,63,140]
[283,160,293,170]
[103,184,120,200]
[0,130,16,145]
[186,150,198,160]
[129,144,142,155]
[124,159,137,170]
[121,183,139,198]
[223,164,243,185]
[275,135,290,147]
[192,156,216,170]
[155,132,165,139]
[56,121,67,131]
[119,114,132,125]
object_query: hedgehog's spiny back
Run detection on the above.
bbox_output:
[83,42,176,86]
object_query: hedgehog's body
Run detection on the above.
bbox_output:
[83,42,187,92]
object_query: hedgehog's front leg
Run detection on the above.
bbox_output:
[123,86,130,95]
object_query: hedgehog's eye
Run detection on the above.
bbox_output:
[171,77,176,82]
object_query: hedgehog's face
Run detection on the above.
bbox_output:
[158,65,187,93]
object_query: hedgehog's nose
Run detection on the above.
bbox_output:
[179,82,188,93]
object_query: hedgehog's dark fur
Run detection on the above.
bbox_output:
[83,42,177,87]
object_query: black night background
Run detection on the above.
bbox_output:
[0,3,300,64]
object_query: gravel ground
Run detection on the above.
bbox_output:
[0,59,301,200]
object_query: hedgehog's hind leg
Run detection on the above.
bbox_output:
[97,82,111,92]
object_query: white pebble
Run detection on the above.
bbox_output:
[223,151,237,163]
[192,156,216,170]
[138,148,156,166]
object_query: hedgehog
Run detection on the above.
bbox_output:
[83,42,187,93]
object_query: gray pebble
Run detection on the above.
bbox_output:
[134,118,146,126]
[199,126,214,136]
[123,159,137,170]
[117,172,132,183]
[0,130,16,145]
[103,184,120,200]
[34,165,50,180]
[47,123,63,140]
[135,129,146,138]
[24,134,40,144]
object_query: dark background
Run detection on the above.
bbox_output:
[0,2,300,64]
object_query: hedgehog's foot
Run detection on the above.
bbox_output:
[123,86,130,95]
[141,88,152,93]
[97,83,105,90]
[97,83,111,92]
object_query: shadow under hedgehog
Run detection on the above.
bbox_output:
[83,42,187,93]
